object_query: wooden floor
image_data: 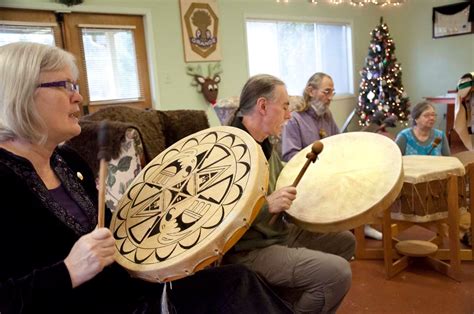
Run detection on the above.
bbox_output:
[339,251,474,313]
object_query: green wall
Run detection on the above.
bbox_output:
[2,0,473,128]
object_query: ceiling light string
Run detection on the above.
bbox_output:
[278,0,406,6]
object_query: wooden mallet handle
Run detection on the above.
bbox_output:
[269,141,324,225]
[427,136,442,155]
[97,121,112,228]
[291,141,323,187]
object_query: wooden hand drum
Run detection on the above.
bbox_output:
[276,132,403,233]
[110,126,268,282]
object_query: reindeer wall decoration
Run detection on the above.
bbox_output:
[186,63,222,106]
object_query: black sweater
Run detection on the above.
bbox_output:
[0,145,293,314]
[0,145,154,313]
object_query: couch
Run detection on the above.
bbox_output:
[66,106,210,211]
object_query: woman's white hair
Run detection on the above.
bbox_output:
[0,42,78,144]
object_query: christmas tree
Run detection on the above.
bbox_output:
[357,17,409,127]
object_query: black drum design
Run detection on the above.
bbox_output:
[111,126,268,282]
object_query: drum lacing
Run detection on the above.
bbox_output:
[214,248,224,266]
[242,217,250,229]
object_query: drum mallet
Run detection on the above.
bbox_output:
[97,121,112,228]
[427,136,442,155]
[374,114,398,133]
[269,141,324,225]
[361,111,384,132]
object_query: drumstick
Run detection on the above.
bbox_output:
[427,136,442,155]
[374,115,398,133]
[269,141,324,225]
[361,111,384,132]
[318,128,327,139]
[97,121,112,228]
[361,113,398,133]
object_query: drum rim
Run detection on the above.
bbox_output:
[276,132,403,232]
[286,169,404,232]
[110,126,269,282]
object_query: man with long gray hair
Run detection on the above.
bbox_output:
[226,74,354,314]
[282,72,337,162]
[281,72,383,240]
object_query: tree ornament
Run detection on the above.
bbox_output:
[367,91,375,101]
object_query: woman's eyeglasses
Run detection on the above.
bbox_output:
[421,113,437,118]
[37,81,79,93]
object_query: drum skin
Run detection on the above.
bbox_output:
[276,132,403,233]
[111,126,268,282]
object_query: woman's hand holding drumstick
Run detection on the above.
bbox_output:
[65,121,115,288]
[268,141,324,225]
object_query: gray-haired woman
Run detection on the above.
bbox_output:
[0,42,291,314]
[395,101,450,156]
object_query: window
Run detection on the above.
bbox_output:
[0,9,151,114]
[0,9,62,46]
[81,27,141,102]
[246,19,353,96]
[0,24,56,46]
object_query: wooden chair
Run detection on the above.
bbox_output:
[66,106,211,212]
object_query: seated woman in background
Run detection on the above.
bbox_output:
[395,101,450,156]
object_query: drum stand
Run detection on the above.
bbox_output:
[384,175,462,281]
[355,174,467,281]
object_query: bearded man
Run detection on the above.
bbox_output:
[281,72,383,240]
[282,72,337,162]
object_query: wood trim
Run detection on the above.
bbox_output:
[62,12,151,114]
[77,24,136,29]
[0,8,63,48]
[0,20,57,27]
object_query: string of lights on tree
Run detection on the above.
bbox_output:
[356,17,410,127]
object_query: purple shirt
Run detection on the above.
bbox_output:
[282,107,339,162]
[49,184,90,226]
